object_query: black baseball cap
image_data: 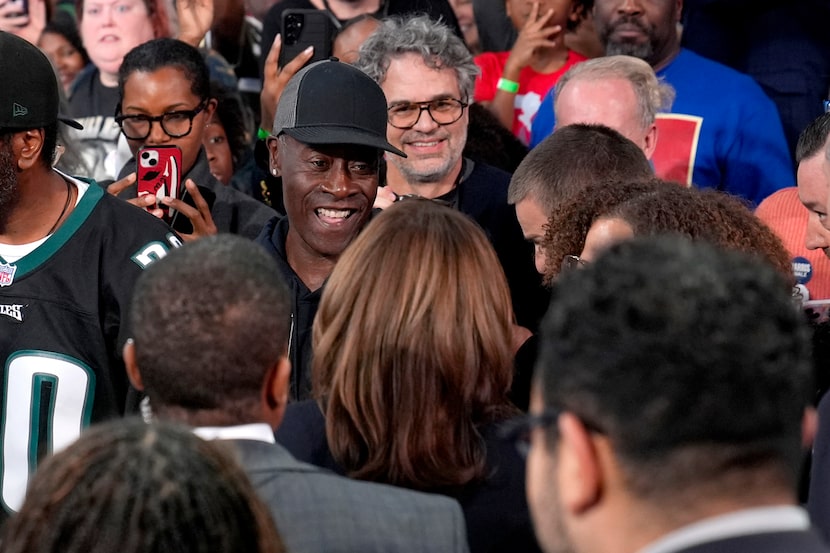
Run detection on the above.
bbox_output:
[274,58,404,157]
[0,32,82,130]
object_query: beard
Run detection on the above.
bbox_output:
[532,489,579,553]
[390,124,467,186]
[604,40,654,62]
[599,16,656,64]
[0,137,20,233]
[528,448,580,553]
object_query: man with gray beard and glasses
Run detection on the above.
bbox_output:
[355,15,548,332]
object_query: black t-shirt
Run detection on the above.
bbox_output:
[260,0,462,75]
[67,67,122,182]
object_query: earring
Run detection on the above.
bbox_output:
[271,168,278,176]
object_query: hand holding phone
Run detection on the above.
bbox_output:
[278,9,336,68]
[2,0,28,17]
[137,146,183,223]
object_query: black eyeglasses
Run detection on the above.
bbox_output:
[500,408,604,458]
[562,254,588,271]
[499,409,561,458]
[115,101,207,140]
[387,98,468,130]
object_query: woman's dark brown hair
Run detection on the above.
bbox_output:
[313,199,517,491]
[2,419,284,553]
[542,179,794,286]
[542,178,662,283]
[607,186,794,284]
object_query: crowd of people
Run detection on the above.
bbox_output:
[0,0,830,551]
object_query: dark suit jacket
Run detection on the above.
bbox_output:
[809,393,830,540]
[668,530,830,553]
[276,401,542,553]
[228,439,470,553]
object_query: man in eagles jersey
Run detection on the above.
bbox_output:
[0,32,179,521]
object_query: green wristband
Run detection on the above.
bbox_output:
[497,78,520,94]
[257,127,271,141]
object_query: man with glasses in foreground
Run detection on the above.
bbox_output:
[520,235,826,553]
[355,15,547,332]
[112,38,276,240]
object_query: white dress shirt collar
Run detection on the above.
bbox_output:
[638,505,810,553]
[193,423,276,443]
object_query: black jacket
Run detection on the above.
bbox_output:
[276,400,543,553]
[453,160,549,331]
[256,216,321,400]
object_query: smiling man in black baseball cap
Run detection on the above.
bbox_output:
[256,58,404,400]
[0,32,180,523]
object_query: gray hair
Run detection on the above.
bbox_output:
[553,55,675,129]
[354,15,479,101]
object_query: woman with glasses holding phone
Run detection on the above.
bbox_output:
[110,38,277,240]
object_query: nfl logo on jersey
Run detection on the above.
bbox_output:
[0,262,16,287]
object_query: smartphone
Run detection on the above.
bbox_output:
[279,9,336,68]
[136,145,182,223]
[6,0,28,16]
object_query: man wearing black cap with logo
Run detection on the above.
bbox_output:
[0,32,179,523]
[256,58,404,401]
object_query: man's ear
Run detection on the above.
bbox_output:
[643,123,658,160]
[203,98,218,121]
[557,412,603,514]
[803,406,818,448]
[267,137,282,177]
[16,129,44,171]
[123,339,145,391]
[569,1,585,25]
[262,355,291,427]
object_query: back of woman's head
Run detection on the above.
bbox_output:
[609,186,794,284]
[542,178,662,283]
[2,419,283,553]
[313,199,516,490]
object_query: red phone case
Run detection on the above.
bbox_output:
[136,146,183,222]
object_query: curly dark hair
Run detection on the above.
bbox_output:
[542,180,794,287]
[607,186,794,285]
[542,178,661,282]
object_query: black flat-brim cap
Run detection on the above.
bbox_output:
[0,32,83,131]
[275,58,405,157]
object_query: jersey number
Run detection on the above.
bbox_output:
[1,351,95,513]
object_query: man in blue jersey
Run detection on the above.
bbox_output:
[529,0,794,205]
